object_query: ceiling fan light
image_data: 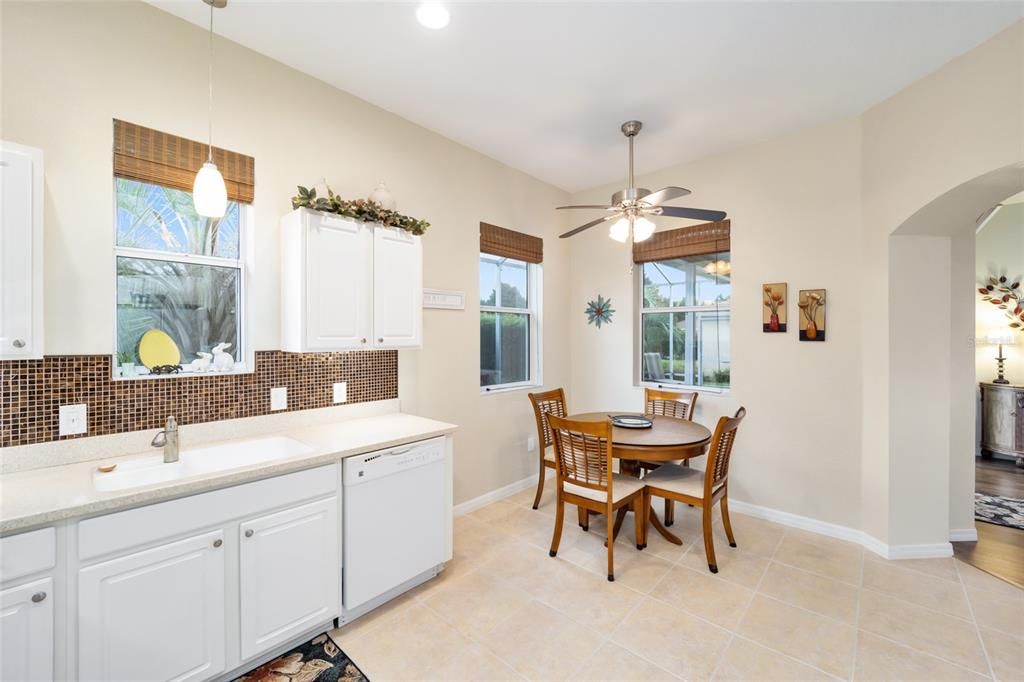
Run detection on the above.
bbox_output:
[193,161,228,218]
[416,3,450,29]
[633,216,656,242]
[609,218,630,243]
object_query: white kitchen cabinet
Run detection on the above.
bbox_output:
[238,497,340,661]
[0,141,44,360]
[373,227,423,348]
[281,208,422,352]
[78,530,226,682]
[0,578,53,682]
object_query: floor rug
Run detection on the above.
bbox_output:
[975,492,1024,531]
[234,632,368,682]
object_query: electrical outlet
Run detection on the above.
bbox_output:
[59,404,87,436]
[527,436,537,452]
[332,382,347,404]
[270,387,288,411]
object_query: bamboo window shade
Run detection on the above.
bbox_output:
[113,119,255,204]
[632,219,730,263]
[480,222,543,264]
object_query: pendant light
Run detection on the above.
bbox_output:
[193,0,228,218]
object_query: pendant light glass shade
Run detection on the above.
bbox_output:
[193,161,228,217]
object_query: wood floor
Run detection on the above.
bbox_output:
[952,457,1024,589]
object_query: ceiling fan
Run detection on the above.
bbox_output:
[557,120,727,242]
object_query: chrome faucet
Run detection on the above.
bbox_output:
[151,416,180,463]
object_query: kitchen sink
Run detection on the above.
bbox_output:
[93,436,313,492]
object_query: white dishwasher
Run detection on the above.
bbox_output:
[342,437,448,615]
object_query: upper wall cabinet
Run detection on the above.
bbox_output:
[281,208,422,352]
[0,141,44,360]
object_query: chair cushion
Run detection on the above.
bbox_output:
[644,464,720,500]
[564,473,645,504]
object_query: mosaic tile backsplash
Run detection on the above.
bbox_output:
[0,351,398,447]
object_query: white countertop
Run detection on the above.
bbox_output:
[0,413,457,534]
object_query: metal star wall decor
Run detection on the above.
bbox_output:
[585,295,615,328]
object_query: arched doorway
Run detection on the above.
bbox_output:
[888,163,1023,583]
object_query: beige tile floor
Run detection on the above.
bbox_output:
[330,487,1023,681]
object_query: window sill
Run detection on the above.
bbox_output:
[481,382,541,395]
[637,381,730,397]
[113,363,252,381]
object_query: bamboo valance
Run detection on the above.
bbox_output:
[113,119,255,204]
[480,222,543,264]
[632,219,730,263]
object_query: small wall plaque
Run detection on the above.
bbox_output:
[424,288,465,310]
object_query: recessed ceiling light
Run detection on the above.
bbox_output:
[416,3,450,30]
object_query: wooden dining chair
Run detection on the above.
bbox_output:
[639,388,699,526]
[527,388,567,510]
[643,407,746,573]
[546,414,647,581]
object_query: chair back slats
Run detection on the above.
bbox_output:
[528,388,567,449]
[706,407,746,489]
[546,414,612,497]
[644,388,698,421]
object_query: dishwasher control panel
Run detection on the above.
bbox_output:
[343,437,445,486]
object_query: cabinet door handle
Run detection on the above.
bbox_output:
[244,529,254,538]
[31,592,46,603]
[361,338,367,344]
[12,339,25,348]
[378,337,384,343]
[213,539,223,548]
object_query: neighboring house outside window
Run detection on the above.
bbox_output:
[636,222,731,390]
[479,222,544,391]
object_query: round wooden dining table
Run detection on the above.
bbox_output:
[567,412,712,545]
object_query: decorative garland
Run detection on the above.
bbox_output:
[979,274,1024,331]
[291,185,429,236]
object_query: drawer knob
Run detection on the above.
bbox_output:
[12,339,25,348]
[244,529,254,538]
[31,592,46,603]
[361,338,367,344]
[213,539,223,548]
[378,338,384,343]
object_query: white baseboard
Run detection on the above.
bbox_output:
[950,528,978,542]
[453,470,552,517]
[456,477,955,560]
[726,499,953,560]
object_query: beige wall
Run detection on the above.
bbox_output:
[567,119,865,530]
[0,1,571,505]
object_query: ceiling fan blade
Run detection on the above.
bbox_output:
[642,186,691,206]
[559,213,618,239]
[656,206,728,223]
[555,205,615,210]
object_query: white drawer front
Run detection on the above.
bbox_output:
[0,527,55,584]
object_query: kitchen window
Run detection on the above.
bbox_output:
[635,221,731,391]
[112,120,254,378]
[479,223,543,391]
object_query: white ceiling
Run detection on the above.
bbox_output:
[150,1,1022,193]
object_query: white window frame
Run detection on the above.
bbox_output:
[111,180,255,380]
[480,253,543,394]
[633,258,730,394]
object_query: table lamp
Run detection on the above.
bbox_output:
[985,330,1017,385]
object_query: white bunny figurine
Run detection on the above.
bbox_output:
[190,352,212,372]
[211,343,234,372]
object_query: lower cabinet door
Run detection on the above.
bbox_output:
[78,530,226,682]
[0,577,53,681]
[239,497,340,661]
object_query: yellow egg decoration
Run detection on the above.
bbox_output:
[137,329,181,369]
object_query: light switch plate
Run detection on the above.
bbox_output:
[270,387,288,411]
[332,382,347,404]
[59,404,87,436]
